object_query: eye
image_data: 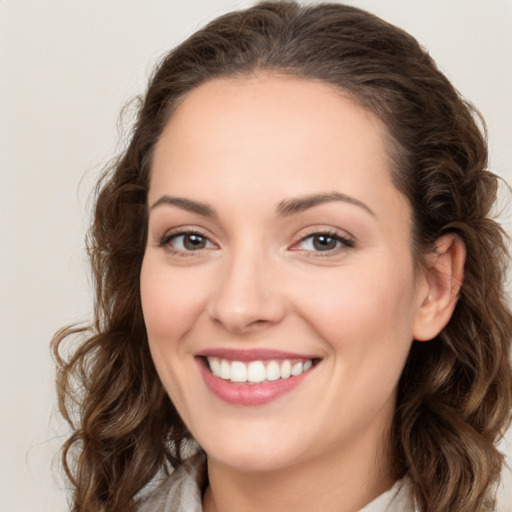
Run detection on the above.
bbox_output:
[293,231,354,253]
[160,231,216,253]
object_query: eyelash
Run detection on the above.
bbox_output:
[159,229,216,256]
[291,230,355,256]
[158,229,355,257]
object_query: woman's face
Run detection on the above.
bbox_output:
[141,74,428,473]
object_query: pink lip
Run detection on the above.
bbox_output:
[197,348,317,362]
[196,355,317,407]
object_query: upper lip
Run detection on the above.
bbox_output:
[196,348,319,362]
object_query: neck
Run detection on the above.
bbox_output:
[202,429,395,512]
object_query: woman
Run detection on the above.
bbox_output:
[53,2,512,511]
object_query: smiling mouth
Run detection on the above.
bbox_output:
[202,356,319,384]
[196,351,321,406]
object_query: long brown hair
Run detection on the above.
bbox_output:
[52,2,512,511]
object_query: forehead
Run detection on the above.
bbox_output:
[149,73,407,223]
[155,74,387,160]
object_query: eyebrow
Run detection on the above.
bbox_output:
[149,191,375,218]
[150,195,216,216]
[277,192,375,217]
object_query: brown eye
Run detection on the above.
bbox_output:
[312,234,338,251]
[182,234,207,250]
[293,232,354,254]
[162,232,215,252]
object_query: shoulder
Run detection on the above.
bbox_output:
[137,451,207,512]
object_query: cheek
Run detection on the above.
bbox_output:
[292,260,418,354]
[140,258,208,343]
[294,264,417,424]
[140,257,209,414]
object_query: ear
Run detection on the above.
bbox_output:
[413,233,466,342]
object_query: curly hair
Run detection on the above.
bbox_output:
[52,2,512,511]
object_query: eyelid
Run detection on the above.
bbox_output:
[158,226,219,254]
[288,227,355,254]
[155,224,355,257]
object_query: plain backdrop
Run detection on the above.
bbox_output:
[1,1,511,511]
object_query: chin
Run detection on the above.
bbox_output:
[205,444,300,473]
[194,422,305,473]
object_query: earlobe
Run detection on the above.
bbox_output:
[413,233,466,342]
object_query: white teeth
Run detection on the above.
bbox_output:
[209,358,221,377]
[280,360,291,379]
[230,361,247,382]
[291,362,303,376]
[247,361,266,383]
[266,360,281,381]
[220,359,230,380]
[206,357,314,383]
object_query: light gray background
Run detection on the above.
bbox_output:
[1,1,511,511]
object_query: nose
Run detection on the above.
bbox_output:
[206,248,287,334]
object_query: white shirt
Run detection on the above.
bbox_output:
[137,452,416,512]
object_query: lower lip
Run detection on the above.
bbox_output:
[197,358,314,406]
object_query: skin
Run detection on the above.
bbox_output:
[140,74,464,512]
